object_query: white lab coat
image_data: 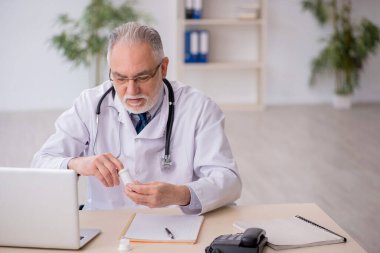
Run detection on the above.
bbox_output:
[32,80,242,214]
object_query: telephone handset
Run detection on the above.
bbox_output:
[205,228,267,253]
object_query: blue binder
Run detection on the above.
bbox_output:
[198,30,209,63]
[185,30,192,63]
[185,30,199,63]
[185,29,209,63]
[192,0,203,19]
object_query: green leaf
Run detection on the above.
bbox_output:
[302,0,329,26]
[50,0,151,68]
[304,0,380,95]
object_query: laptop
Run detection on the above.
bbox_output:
[0,167,100,249]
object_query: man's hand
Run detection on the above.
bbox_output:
[125,181,191,208]
[68,153,123,187]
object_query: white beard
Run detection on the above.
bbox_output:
[123,89,160,114]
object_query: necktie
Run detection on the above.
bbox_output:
[135,113,148,134]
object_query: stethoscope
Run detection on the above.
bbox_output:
[93,78,175,170]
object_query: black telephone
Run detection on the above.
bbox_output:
[205,228,267,253]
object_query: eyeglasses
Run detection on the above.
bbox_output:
[109,61,162,86]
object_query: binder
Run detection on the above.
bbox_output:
[184,30,193,63]
[185,30,200,63]
[190,30,200,62]
[198,30,209,63]
[184,29,210,63]
[185,0,193,19]
[192,0,203,19]
[184,0,203,20]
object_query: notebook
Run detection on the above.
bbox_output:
[121,213,204,244]
[0,167,100,249]
[233,215,347,250]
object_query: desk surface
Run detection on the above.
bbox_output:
[0,203,366,253]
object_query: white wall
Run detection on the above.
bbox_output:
[1,0,380,111]
[0,0,178,111]
[266,0,380,105]
[0,0,89,111]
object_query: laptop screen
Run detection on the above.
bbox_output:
[0,167,81,249]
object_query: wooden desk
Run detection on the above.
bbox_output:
[0,203,366,253]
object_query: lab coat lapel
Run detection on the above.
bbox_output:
[113,94,136,134]
[138,84,169,139]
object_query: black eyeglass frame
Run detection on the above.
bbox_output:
[109,61,163,86]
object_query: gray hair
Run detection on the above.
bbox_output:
[107,22,164,64]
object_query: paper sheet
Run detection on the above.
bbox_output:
[124,213,204,243]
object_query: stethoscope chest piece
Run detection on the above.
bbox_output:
[161,155,173,170]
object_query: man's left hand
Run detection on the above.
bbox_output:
[125,181,191,208]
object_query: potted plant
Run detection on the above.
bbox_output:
[51,0,151,86]
[302,0,380,109]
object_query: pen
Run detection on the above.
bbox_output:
[165,227,175,239]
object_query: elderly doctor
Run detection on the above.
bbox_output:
[32,22,241,215]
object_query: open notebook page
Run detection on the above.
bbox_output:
[125,213,204,243]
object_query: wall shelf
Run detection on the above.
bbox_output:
[177,0,267,109]
[183,19,263,26]
[180,61,263,70]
